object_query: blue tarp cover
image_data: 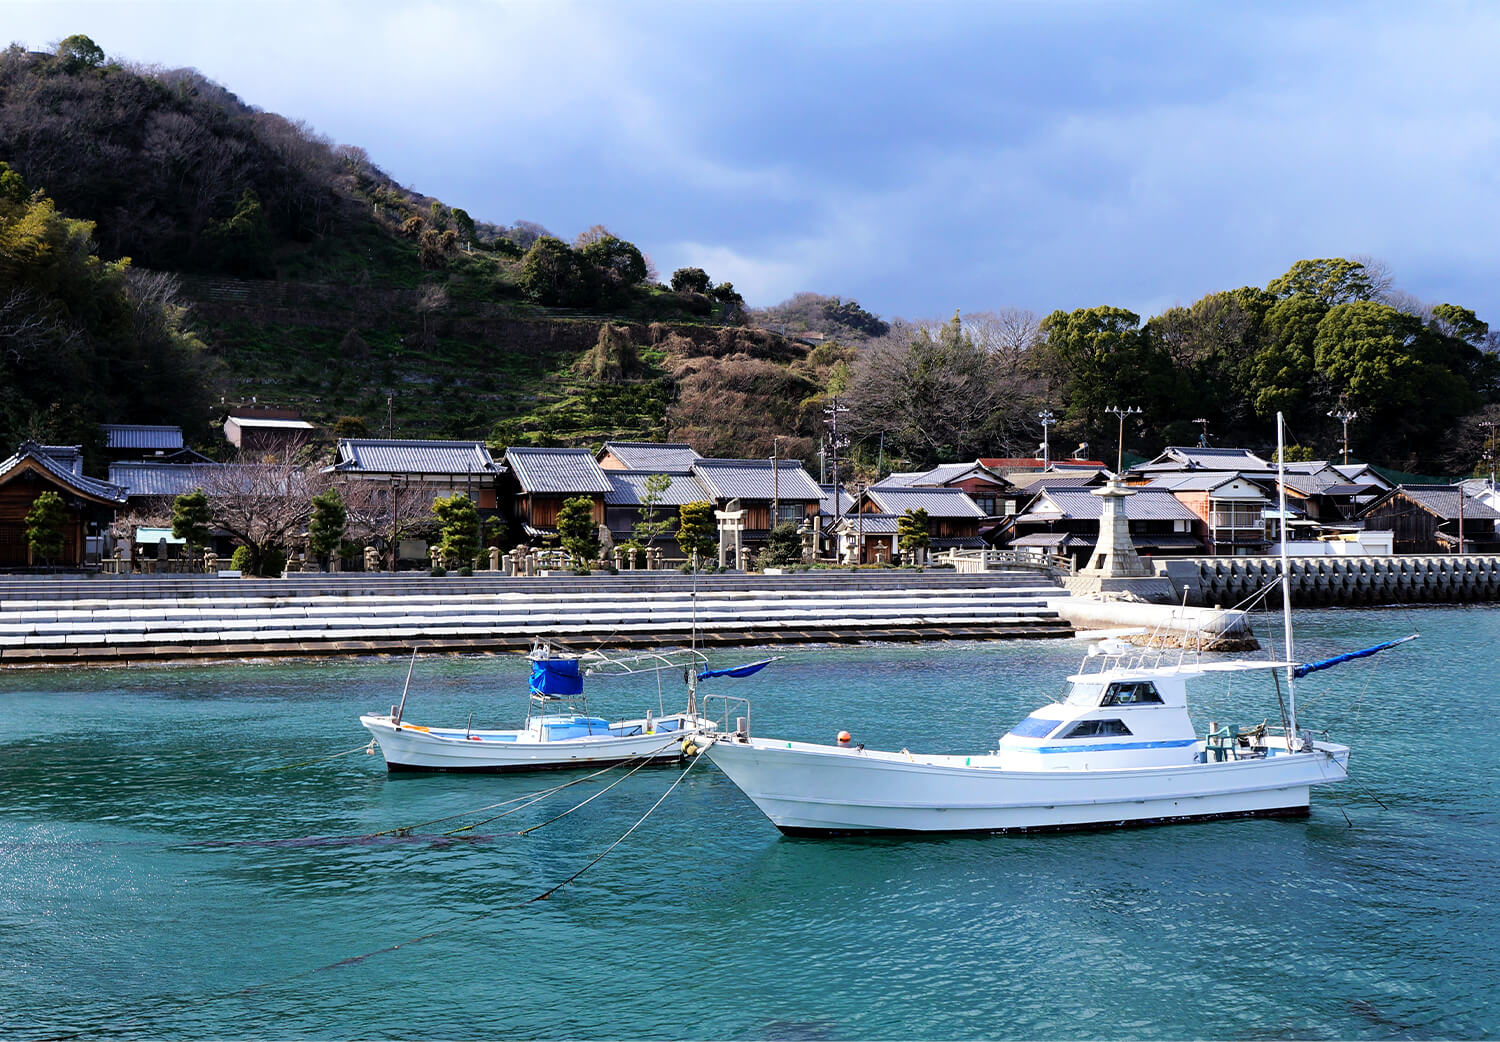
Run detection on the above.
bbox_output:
[530,658,584,696]
[1293,635,1417,678]
[697,660,773,680]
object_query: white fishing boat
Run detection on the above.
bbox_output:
[698,414,1414,835]
[362,641,745,773]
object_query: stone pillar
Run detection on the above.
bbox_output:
[364,546,380,572]
[1082,478,1153,578]
[489,546,501,571]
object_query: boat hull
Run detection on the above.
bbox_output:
[703,736,1349,835]
[362,715,709,773]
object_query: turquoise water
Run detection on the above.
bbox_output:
[1,606,1496,1040]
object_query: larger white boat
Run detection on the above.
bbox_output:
[362,642,732,773]
[698,414,1412,835]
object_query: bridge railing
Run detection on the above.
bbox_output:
[938,548,1070,573]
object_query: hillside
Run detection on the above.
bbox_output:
[0,37,852,464]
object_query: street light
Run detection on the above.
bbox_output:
[1107,405,1141,475]
[1328,408,1358,467]
[1038,409,1056,469]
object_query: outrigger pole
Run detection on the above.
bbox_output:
[393,646,418,725]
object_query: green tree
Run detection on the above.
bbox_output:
[1039,306,1171,450]
[761,521,804,567]
[670,267,711,293]
[308,487,348,566]
[24,490,67,566]
[55,34,105,72]
[632,473,675,549]
[1266,258,1376,306]
[896,507,931,559]
[333,415,369,439]
[519,236,594,307]
[676,500,718,566]
[170,489,213,558]
[432,492,480,568]
[556,495,601,566]
[578,236,647,303]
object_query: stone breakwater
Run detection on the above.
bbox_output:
[0,571,1073,666]
[1161,554,1500,607]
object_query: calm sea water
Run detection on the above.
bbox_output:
[1,605,1496,1040]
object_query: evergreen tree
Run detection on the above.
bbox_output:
[307,487,348,566]
[676,501,718,566]
[432,492,479,568]
[170,489,214,558]
[24,490,66,566]
[556,495,601,566]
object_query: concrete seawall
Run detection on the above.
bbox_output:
[1161,554,1500,607]
[0,571,1074,666]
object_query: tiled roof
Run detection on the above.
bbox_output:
[866,486,985,518]
[1008,470,1108,490]
[831,512,902,535]
[1,442,127,503]
[505,447,613,493]
[691,459,823,501]
[1144,472,1253,493]
[600,442,702,470]
[604,471,711,507]
[108,461,286,498]
[819,484,855,517]
[101,424,184,451]
[871,471,927,488]
[1025,487,1200,522]
[1134,446,1272,472]
[1376,485,1500,521]
[874,462,1007,489]
[333,439,502,476]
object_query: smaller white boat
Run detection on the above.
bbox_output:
[361,641,734,773]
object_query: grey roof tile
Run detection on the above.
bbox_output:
[334,439,501,476]
[691,459,823,501]
[101,424,185,451]
[1025,487,1200,522]
[866,486,985,518]
[1,442,127,503]
[604,471,712,506]
[505,447,613,493]
[600,442,702,470]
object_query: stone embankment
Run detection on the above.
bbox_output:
[0,571,1073,666]
[1162,554,1500,607]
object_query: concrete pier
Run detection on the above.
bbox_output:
[0,571,1074,665]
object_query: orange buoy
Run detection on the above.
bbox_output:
[837,730,852,745]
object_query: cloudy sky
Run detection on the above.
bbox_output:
[9,1,1500,325]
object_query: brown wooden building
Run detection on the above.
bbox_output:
[0,442,128,568]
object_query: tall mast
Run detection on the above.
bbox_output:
[1278,412,1298,749]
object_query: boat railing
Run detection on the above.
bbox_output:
[700,693,751,739]
[580,646,710,678]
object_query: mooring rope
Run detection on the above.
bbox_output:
[256,743,373,772]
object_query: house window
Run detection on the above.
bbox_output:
[775,502,803,524]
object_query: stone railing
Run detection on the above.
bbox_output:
[1159,554,1500,606]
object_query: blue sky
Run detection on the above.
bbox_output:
[8,1,1500,325]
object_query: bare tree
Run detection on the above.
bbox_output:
[198,446,322,574]
[337,477,434,570]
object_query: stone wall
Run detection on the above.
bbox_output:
[1160,555,1500,607]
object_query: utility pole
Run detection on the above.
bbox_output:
[1481,420,1497,491]
[1107,405,1141,475]
[824,397,850,517]
[1038,409,1055,469]
[771,435,780,529]
[1328,407,1357,467]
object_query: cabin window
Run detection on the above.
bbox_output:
[1005,716,1062,739]
[1060,719,1132,738]
[1102,681,1163,706]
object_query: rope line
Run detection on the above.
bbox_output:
[257,744,373,772]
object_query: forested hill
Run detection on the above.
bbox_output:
[0,35,869,466]
[4,36,1497,478]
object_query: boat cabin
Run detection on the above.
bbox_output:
[998,670,1201,770]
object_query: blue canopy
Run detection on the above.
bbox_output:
[1293,634,1417,678]
[697,659,774,681]
[530,658,584,697]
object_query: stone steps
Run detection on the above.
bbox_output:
[0,572,1073,664]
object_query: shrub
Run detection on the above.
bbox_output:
[230,546,252,572]
[431,565,447,576]
[260,547,287,578]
